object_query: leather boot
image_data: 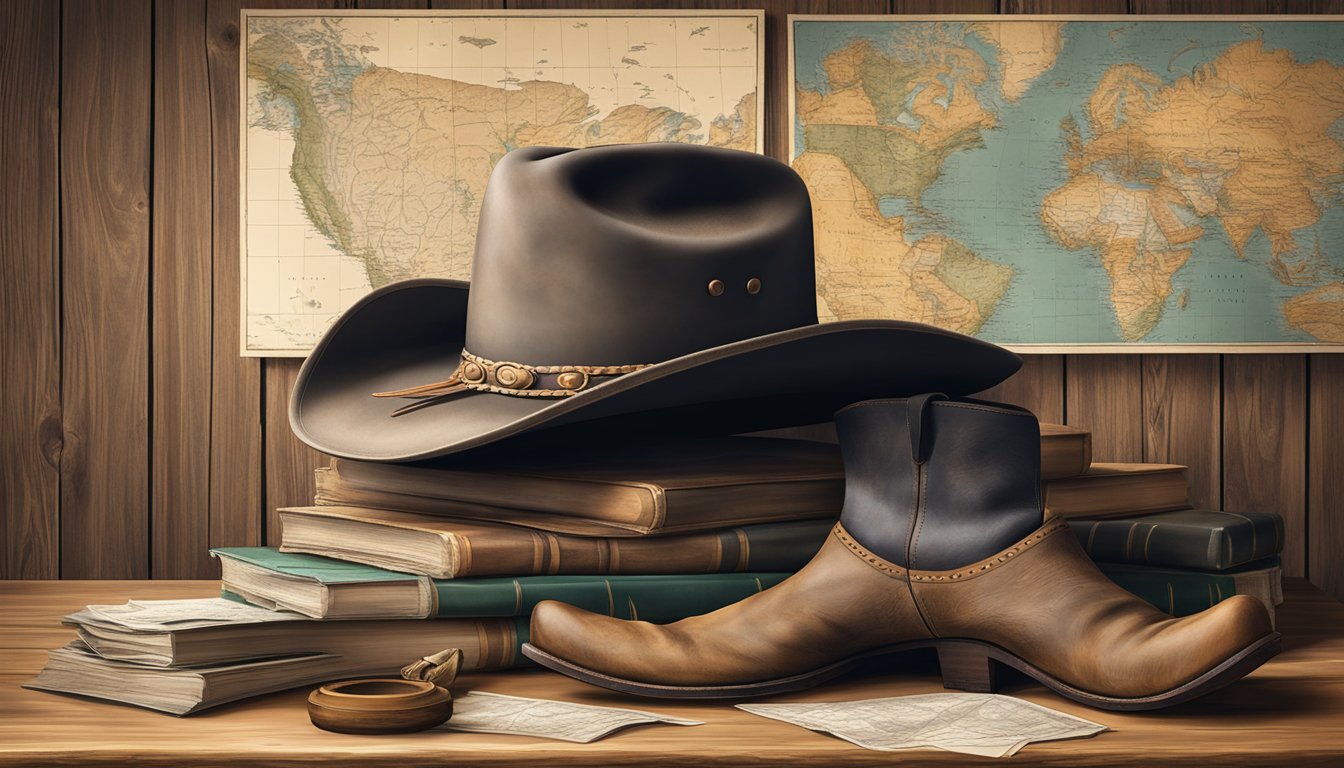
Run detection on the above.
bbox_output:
[522,397,1280,710]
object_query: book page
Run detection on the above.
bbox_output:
[79,598,305,631]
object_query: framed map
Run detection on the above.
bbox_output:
[790,15,1344,351]
[242,10,763,356]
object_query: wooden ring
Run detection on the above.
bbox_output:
[307,678,453,734]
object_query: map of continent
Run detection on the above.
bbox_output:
[792,19,1344,347]
[244,13,760,354]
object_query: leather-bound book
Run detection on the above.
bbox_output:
[1069,509,1284,571]
[1039,424,1091,480]
[214,546,789,620]
[278,506,832,579]
[314,430,1093,538]
[315,437,845,537]
[1098,559,1282,625]
[1043,463,1189,520]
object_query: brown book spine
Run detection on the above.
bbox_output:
[278,507,831,579]
[1043,465,1189,519]
[1039,426,1092,480]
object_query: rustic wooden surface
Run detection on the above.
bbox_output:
[59,0,153,579]
[264,359,329,542]
[1065,356,1145,463]
[0,1,61,579]
[154,0,216,580]
[1224,356,1308,578]
[2,579,1343,766]
[1309,355,1344,601]
[0,0,1342,603]
[206,0,269,554]
[1142,355,1221,511]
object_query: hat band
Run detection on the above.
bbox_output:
[372,349,653,415]
[456,349,653,397]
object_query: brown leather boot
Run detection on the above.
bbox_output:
[522,397,1280,710]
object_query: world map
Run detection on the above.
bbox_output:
[243,12,761,355]
[792,19,1344,347]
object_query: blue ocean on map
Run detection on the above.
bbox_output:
[793,20,1344,346]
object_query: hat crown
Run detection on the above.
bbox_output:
[464,144,818,366]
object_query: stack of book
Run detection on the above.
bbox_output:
[27,426,1283,715]
[1047,460,1285,624]
[28,437,845,714]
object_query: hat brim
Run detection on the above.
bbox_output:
[291,279,1022,462]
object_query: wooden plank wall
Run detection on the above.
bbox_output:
[1,0,1342,597]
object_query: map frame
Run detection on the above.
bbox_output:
[239,8,766,357]
[789,14,1344,354]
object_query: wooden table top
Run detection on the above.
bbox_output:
[1,579,1342,767]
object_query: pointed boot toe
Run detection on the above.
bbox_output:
[525,529,934,698]
[912,519,1281,710]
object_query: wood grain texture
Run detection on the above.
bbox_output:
[0,1,61,579]
[1065,355,1144,462]
[1224,355,1307,578]
[976,355,1065,424]
[1309,355,1344,602]
[153,0,216,579]
[263,360,328,543]
[59,0,153,579]
[358,0,430,7]
[1002,0,1128,12]
[3,579,1344,766]
[1130,0,1285,11]
[1143,354,1220,510]
[428,0,505,8]
[205,0,328,555]
[893,1,996,11]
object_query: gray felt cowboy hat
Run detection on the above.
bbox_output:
[290,143,1020,462]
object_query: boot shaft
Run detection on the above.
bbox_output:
[834,397,1043,571]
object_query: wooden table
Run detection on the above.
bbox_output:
[2,579,1342,766]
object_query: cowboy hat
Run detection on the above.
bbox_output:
[290,144,1019,462]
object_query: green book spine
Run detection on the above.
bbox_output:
[1070,509,1284,571]
[1097,560,1280,618]
[432,573,788,623]
[216,546,788,622]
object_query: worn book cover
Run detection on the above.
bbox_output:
[279,506,832,579]
[315,429,1093,537]
[317,437,845,536]
[1098,559,1282,625]
[1039,424,1091,480]
[1070,509,1284,571]
[62,598,526,669]
[215,546,789,620]
[1043,463,1189,520]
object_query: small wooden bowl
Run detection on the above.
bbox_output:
[307,678,453,734]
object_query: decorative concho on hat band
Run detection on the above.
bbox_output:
[372,349,654,416]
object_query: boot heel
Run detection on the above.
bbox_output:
[937,642,999,693]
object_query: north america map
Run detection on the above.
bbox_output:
[243,12,761,355]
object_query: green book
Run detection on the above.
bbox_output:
[1070,509,1284,571]
[214,547,787,621]
[1097,559,1282,623]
